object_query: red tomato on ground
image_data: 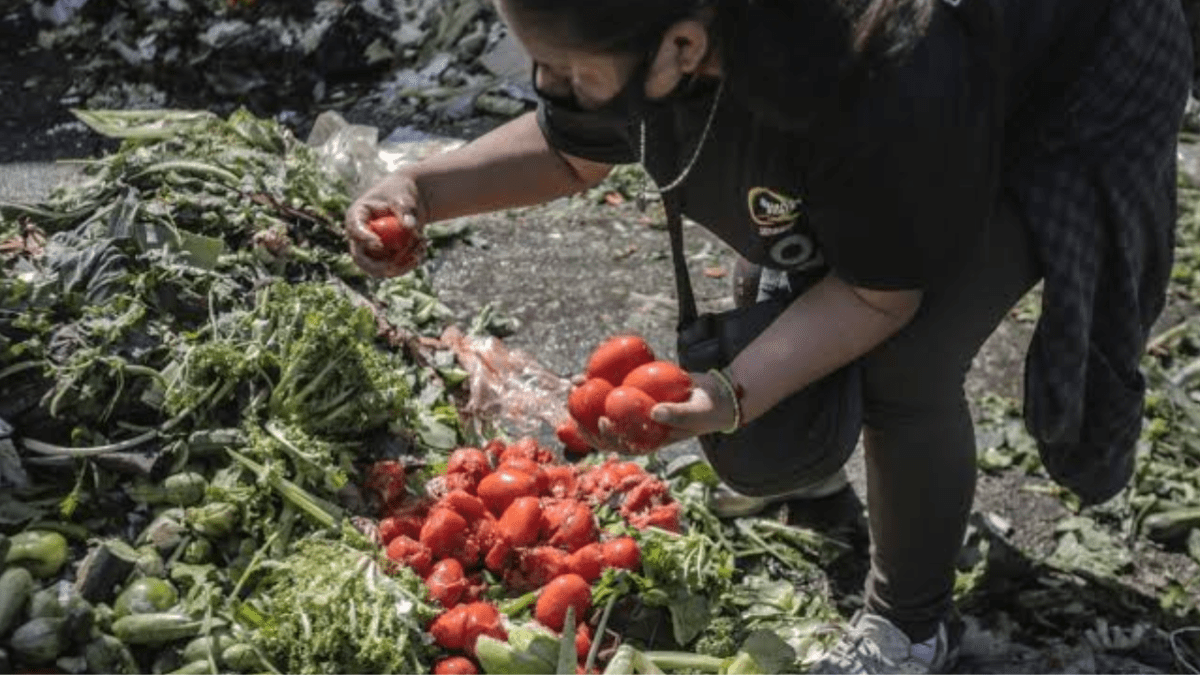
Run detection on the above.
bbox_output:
[497,496,543,547]
[499,436,556,465]
[567,543,605,582]
[585,335,655,386]
[377,516,405,545]
[543,465,580,499]
[446,447,491,483]
[426,558,468,608]
[497,457,548,495]
[441,490,488,521]
[622,361,693,403]
[477,467,539,516]
[536,573,593,632]
[364,460,407,512]
[629,502,682,533]
[601,536,641,571]
[556,419,592,454]
[430,605,470,650]
[603,386,669,451]
[420,507,470,560]
[386,535,433,576]
[575,623,592,661]
[568,378,614,435]
[433,656,479,675]
[461,602,507,655]
[508,546,571,591]
[546,500,598,552]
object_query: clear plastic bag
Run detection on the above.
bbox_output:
[307,111,465,197]
[439,326,572,440]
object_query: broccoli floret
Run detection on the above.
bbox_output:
[692,616,744,659]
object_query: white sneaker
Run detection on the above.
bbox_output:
[807,611,960,674]
[707,468,851,518]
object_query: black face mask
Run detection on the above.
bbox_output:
[533,52,707,137]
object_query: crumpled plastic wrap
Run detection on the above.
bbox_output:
[307,110,466,197]
[439,326,572,438]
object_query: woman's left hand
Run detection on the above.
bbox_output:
[649,370,740,444]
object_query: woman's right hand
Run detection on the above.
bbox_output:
[344,172,427,278]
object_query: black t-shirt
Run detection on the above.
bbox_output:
[537,0,1090,290]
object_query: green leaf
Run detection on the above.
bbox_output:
[669,593,710,646]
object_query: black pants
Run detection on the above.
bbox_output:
[734,196,1040,640]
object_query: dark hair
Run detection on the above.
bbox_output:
[849,0,935,62]
[505,0,931,61]
[504,0,711,54]
[716,0,935,132]
[508,0,933,128]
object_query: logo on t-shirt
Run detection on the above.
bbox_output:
[748,187,801,232]
[747,186,824,271]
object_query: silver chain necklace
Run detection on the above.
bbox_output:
[636,76,725,211]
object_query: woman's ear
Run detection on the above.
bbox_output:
[646,18,711,96]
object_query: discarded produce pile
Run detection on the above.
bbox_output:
[0,108,856,674]
[26,0,529,133]
[0,107,461,674]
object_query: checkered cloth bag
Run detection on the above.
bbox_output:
[1007,0,1192,504]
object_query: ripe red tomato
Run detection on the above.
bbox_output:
[601,536,641,571]
[433,656,479,675]
[425,558,468,608]
[603,386,669,451]
[440,490,488,521]
[497,457,548,495]
[461,602,507,654]
[385,535,433,576]
[430,605,470,650]
[575,623,592,662]
[446,447,491,483]
[420,507,469,560]
[555,419,591,454]
[377,516,404,546]
[476,467,540,516]
[568,378,614,435]
[535,573,593,632]
[622,361,693,403]
[367,212,416,255]
[585,335,655,386]
[497,496,543,547]
[567,543,605,582]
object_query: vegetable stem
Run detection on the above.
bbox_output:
[20,380,228,457]
[642,651,725,673]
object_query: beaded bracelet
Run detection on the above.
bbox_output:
[708,367,743,435]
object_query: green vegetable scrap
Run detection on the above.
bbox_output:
[242,536,437,674]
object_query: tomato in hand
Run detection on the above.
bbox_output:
[603,386,669,451]
[622,361,693,403]
[568,378,614,435]
[367,212,417,255]
[585,335,655,386]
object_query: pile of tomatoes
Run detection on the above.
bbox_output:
[362,432,682,674]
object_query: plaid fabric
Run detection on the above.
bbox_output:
[1006,0,1191,504]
